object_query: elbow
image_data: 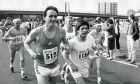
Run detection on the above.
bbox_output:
[2,37,7,41]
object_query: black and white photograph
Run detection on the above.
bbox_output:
[0,0,140,84]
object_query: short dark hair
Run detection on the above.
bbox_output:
[107,18,114,24]
[43,6,58,17]
[129,14,135,20]
[115,18,119,23]
[76,20,89,30]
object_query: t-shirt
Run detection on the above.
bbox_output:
[69,34,95,68]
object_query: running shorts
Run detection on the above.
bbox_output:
[36,64,60,77]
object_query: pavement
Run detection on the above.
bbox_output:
[0,33,140,84]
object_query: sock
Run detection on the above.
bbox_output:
[10,63,13,68]
[20,68,25,75]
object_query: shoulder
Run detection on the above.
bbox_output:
[133,21,138,25]
[59,26,65,32]
[87,34,95,42]
[69,36,77,46]
[58,26,66,35]
[29,26,43,36]
[89,30,95,35]
[87,34,94,39]
[8,27,14,32]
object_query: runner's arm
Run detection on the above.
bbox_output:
[60,28,72,64]
[2,28,16,41]
[24,28,38,59]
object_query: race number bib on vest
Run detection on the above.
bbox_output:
[67,36,74,41]
[95,38,100,45]
[43,47,58,64]
[78,49,89,61]
[15,35,25,44]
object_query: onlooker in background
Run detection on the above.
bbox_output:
[126,14,139,64]
[0,21,6,37]
[114,18,120,51]
[106,19,116,60]
[4,17,13,31]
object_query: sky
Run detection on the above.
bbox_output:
[0,0,139,15]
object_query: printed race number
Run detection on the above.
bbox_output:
[78,49,89,62]
[43,47,58,64]
[14,35,25,44]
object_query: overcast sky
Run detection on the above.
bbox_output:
[0,0,139,15]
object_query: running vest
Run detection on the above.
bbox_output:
[35,26,61,66]
[69,34,95,68]
[64,27,76,41]
[7,27,26,45]
[90,30,103,45]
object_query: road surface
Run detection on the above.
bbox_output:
[0,33,140,84]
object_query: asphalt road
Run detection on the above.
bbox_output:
[0,33,140,84]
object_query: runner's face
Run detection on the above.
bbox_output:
[96,26,102,32]
[14,21,21,28]
[45,10,57,27]
[78,25,89,37]
[66,18,73,27]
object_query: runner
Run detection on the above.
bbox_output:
[60,16,76,81]
[89,24,105,84]
[63,19,100,84]
[2,18,27,79]
[24,6,68,84]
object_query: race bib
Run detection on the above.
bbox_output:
[78,49,89,61]
[67,36,74,41]
[43,47,58,64]
[14,35,25,44]
[95,38,100,45]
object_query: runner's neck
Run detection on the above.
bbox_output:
[45,25,55,32]
[77,35,86,42]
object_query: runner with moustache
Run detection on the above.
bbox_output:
[3,18,27,79]
[89,24,105,84]
[60,16,76,81]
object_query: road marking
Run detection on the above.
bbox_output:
[109,59,139,68]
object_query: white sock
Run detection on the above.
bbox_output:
[10,64,13,68]
[20,68,25,75]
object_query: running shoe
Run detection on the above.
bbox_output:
[21,73,27,79]
[64,74,69,84]
[60,70,65,80]
[129,60,136,64]
[125,59,131,62]
[97,77,102,84]
[10,67,14,73]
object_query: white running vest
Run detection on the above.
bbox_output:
[69,34,95,68]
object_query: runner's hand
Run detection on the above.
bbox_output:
[70,64,78,71]
[12,37,17,41]
[63,45,71,54]
[31,53,39,60]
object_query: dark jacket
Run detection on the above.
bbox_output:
[132,21,139,41]
[106,24,116,39]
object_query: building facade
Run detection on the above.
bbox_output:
[98,2,117,15]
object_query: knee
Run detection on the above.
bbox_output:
[10,58,14,62]
[97,66,101,71]
[20,59,24,63]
